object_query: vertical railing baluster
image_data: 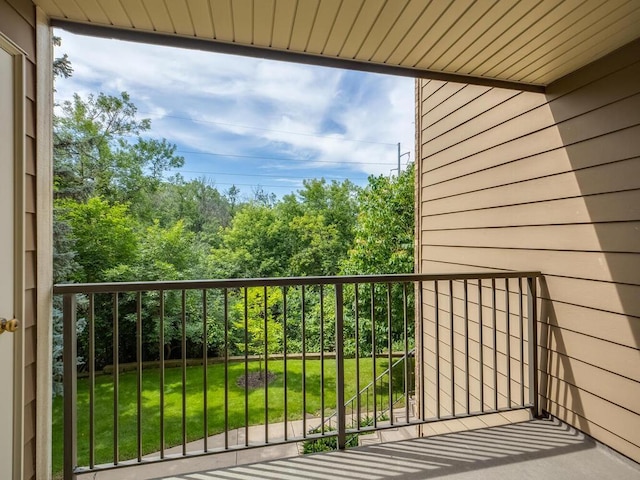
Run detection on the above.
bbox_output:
[403,283,409,424]
[283,286,288,442]
[519,278,525,407]
[449,280,455,417]
[136,292,143,462]
[302,286,307,437]
[335,284,346,449]
[371,283,377,427]
[181,290,187,455]
[224,288,229,449]
[478,280,484,412]
[264,286,269,443]
[505,279,511,408]
[113,293,119,465]
[387,283,393,425]
[434,281,440,419]
[88,293,95,469]
[320,286,325,434]
[355,284,361,428]
[159,291,165,458]
[527,277,539,417]
[464,280,470,415]
[244,287,249,446]
[203,289,208,452]
[419,281,425,421]
[63,293,77,480]
[492,278,498,411]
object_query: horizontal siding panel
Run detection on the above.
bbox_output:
[422,84,492,131]
[422,88,524,146]
[541,300,640,349]
[544,375,640,449]
[0,1,34,58]
[542,275,640,319]
[542,349,640,414]
[423,93,640,172]
[421,245,640,285]
[422,223,640,253]
[423,126,640,192]
[543,326,640,382]
[422,158,640,215]
[421,190,640,229]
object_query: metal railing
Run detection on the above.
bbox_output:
[55,271,540,478]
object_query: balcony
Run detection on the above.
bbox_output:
[55,271,544,479]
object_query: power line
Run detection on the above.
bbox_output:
[175,149,396,166]
[178,169,368,181]
[140,111,397,146]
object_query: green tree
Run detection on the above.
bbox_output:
[56,197,138,283]
[233,287,284,378]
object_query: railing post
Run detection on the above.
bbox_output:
[527,276,540,418]
[63,293,77,480]
[335,284,346,449]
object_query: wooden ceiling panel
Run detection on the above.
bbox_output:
[69,0,110,24]
[164,0,195,35]
[252,0,274,46]
[368,0,429,63]
[477,0,586,79]
[305,0,341,54]
[187,0,216,38]
[289,0,319,51]
[230,0,253,44]
[270,0,297,49]
[354,0,408,61]
[338,0,386,59]
[527,8,640,84]
[41,0,640,88]
[121,0,155,31]
[511,0,639,82]
[322,0,364,56]
[385,0,453,66]
[93,0,133,27]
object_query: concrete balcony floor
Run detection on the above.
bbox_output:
[152,417,639,480]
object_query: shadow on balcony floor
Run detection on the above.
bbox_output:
[156,417,639,480]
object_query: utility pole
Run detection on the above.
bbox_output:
[391,142,411,177]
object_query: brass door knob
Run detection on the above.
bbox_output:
[0,318,19,334]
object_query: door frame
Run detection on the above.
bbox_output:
[0,30,26,480]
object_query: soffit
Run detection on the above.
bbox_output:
[36,0,640,88]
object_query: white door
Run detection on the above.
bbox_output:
[0,37,24,480]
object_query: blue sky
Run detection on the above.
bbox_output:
[54,30,415,200]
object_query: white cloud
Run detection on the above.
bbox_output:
[54,30,415,191]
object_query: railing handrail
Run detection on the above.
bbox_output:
[53,270,542,294]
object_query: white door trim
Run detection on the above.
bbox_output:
[35,8,54,479]
[0,30,26,480]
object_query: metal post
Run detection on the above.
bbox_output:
[63,293,77,480]
[527,277,540,417]
[335,284,346,449]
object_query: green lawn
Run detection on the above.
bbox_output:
[52,357,403,476]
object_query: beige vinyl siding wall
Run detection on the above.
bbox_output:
[416,39,640,463]
[0,1,37,478]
